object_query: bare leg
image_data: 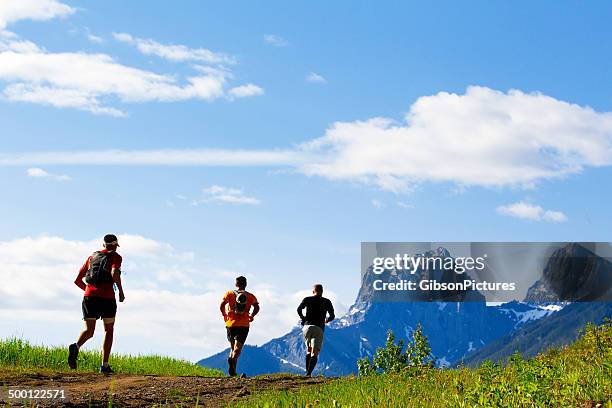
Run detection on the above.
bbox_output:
[228,339,235,358]
[102,321,114,365]
[69,320,95,369]
[307,347,320,375]
[232,342,244,360]
[305,346,312,375]
[227,339,237,376]
[77,320,96,347]
[230,341,245,376]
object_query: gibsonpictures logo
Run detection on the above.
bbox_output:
[372,278,516,293]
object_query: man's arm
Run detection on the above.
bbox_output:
[74,270,87,291]
[250,303,260,321]
[74,259,88,291]
[220,299,228,320]
[112,267,125,302]
[297,298,306,322]
[325,300,335,324]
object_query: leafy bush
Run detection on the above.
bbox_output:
[357,323,433,376]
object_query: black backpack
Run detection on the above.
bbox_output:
[233,290,249,315]
[85,251,115,285]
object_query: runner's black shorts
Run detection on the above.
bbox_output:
[82,296,117,320]
[226,327,249,344]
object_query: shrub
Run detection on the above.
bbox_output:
[357,323,433,376]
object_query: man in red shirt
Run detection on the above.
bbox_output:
[219,276,259,377]
[68,234,125,374]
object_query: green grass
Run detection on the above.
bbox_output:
[233,322,612,407]
[0,338,223,377]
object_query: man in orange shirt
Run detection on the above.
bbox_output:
[219,276,259,377]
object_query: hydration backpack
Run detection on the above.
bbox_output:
[233,290,249,315]
[85,251,115,285]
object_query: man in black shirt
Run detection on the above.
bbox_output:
[297,284,335,376]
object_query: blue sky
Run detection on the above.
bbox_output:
[1,1,611,360]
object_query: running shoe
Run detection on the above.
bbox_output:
[68,343,79,370]
[100,365,115,374]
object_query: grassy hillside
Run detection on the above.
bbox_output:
[233,322,612,407]
[463,302,612,367]
[0,338,223,377]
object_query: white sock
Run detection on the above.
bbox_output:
[102,362,109,368]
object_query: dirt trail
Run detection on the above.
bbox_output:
[0,369,334,407]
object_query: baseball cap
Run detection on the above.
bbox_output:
[103,234,120,247]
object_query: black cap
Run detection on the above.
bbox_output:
[103,234,120,247]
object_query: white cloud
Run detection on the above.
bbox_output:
[113,32,235,65]
[397,201,414,209]
[228,83,264,99]
[86,33,103,44]
[0,0,75,29]
[26,167,49,177]
[26,167,70,181]
[496,201,568,223]
[542,210,568,223]
[306,72,326,83]
[0,41,225,116]
[0,29,262,116]
[0,234,329,360]
[0,149,304,166]
[263,34,288,47]
[197,185,260,206]
[300,86,612,192]
[371,199,383,209]
[4,83,129,117]
[0,32,40,52]
[2,87,612,192]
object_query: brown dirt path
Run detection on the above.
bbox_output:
[0,369,334,407]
